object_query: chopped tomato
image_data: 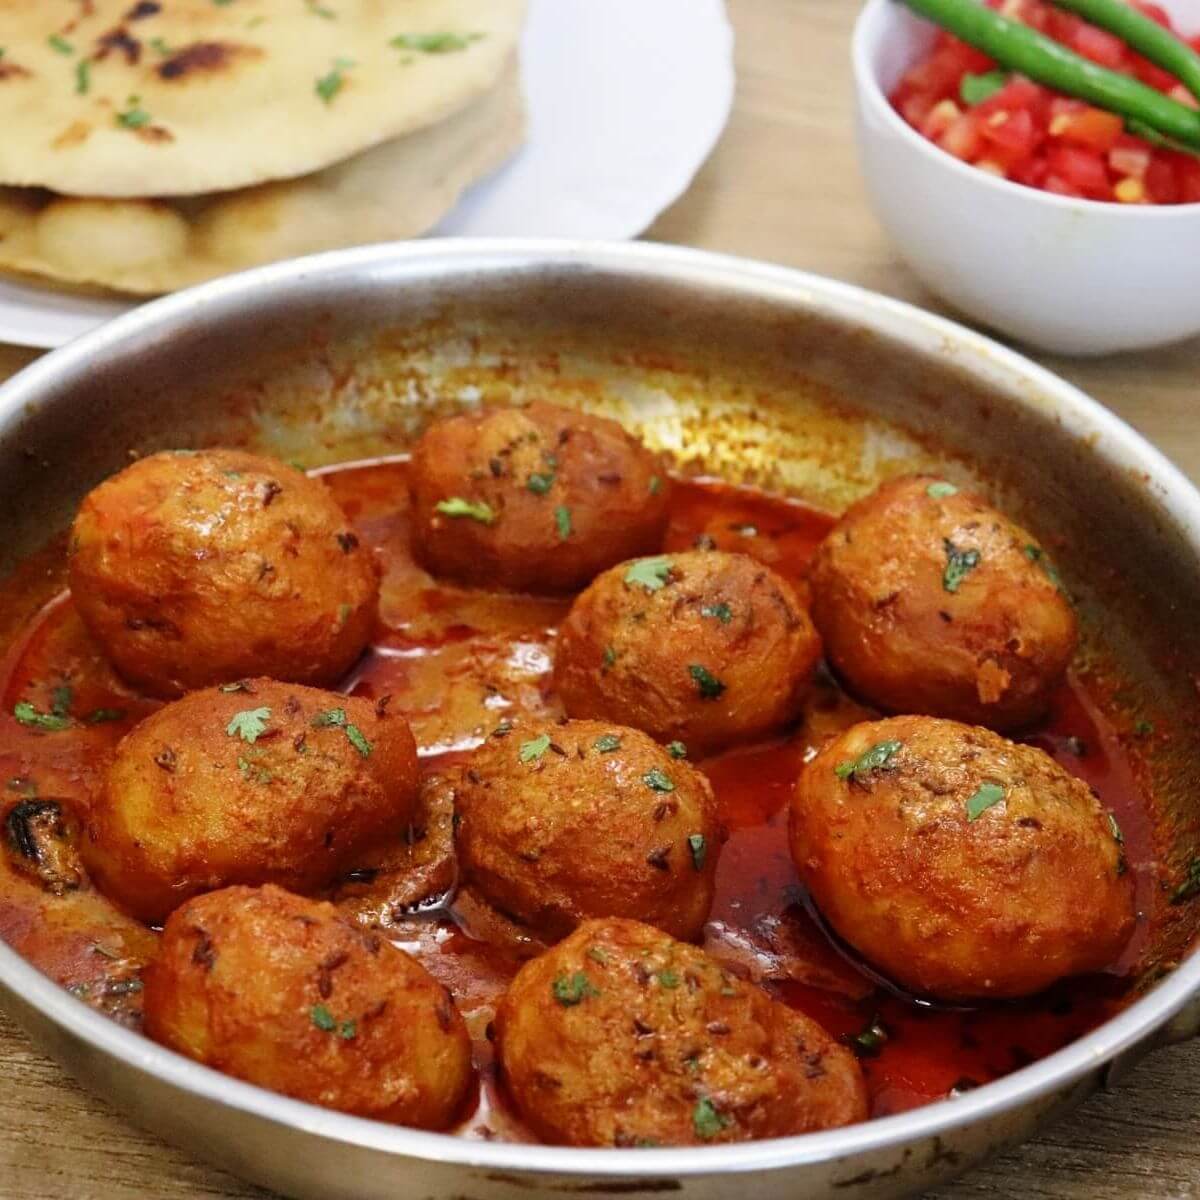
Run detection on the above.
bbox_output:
[1109,141,1153,180]
[1069,23,1128,68]
[890,0,1200,205]
[1049,106,1124,151]
[939,111,984,161]
[1046,146,1111,197]
[1180,159,1200,203]
[1146,156,1181,204]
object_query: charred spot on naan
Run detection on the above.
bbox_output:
[125,1,163,19]
[158,42,263,83]
[0,59,31,82]
[94,26,142,66]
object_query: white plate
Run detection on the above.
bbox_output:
[0,0,734,349]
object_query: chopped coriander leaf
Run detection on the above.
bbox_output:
[687,833,707,871]
[149,36,174,55]
[306,0,337,16]
[237,756,273,784]
[13,702,71,732]
[642,768,675,793]
[435,496,495,524]
[587,946,610,965]
[338,1020,356,1040]
[656,969,680,989]
[649,475,662,495]
[115,95,152,129]
[551,971,598,1006]
[965,781,1006,822]
[1134,719,1155,737]
[554,505,572,540]
[345,724,372,758]
[834,739,903,783]
[624,556,673,593]
[849,1016,889,1058]
[48,34,74,55]
[311,1004,336,1032]
[925,480,959,498]
[666,741,687,759]
[594,734,622,753]
[1171,857,1200,904]
[50,685,73,717]
[75,59,90,94]
[526,471,555,495]
[692,1097,730,1140]
[688,664,725,700]
[602,645,617,669]
[226,707,271,744]
[700,603,732,624]
[519,733,552,763]
[315,58,355,104]
[942,540,981,594]
[961,70,1009,107]
[390,32,483,53]
[85,708,127,724]
[312,707,347,728]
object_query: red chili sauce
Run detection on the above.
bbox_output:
[0,458,1156,1139]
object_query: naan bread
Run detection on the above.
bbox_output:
[0,0,525,197]
[0,62,524,295]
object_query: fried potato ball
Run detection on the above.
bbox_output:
[82,680,418,925]
[454,721,719,942]
[144,885,472,1127]
[554,550,821,755]
[790,715,1134,1000]
[68,449,379,697]
[408,402,670,593]
[808,475,1077,730]
[495,917,867,1146]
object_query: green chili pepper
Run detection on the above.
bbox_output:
[1050,0,1200,105]
[896,0,1200,149]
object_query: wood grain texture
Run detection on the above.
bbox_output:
[2,0,1200,1196]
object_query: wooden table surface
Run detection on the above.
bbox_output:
[3,1,1200,1196]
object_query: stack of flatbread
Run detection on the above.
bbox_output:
[0,0,526,295]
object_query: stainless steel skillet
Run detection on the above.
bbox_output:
[0,240,1198,1200]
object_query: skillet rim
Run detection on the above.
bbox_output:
[0,237,1197,1178]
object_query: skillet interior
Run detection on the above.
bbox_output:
[0,242,1198,1194]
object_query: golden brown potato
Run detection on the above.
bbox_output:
[495,917,867,1146]
[790,715,1134,1000]
[408,402,670,593]
[144,885,472,1127]
[554,551,821,755]
[808,475,1077,730]
[69,449,379,697]
[454,720,719,942]
[82,680,418,925]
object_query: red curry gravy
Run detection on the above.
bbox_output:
[0,458,1156,1140]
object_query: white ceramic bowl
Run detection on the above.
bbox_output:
[852,0,1200,356]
